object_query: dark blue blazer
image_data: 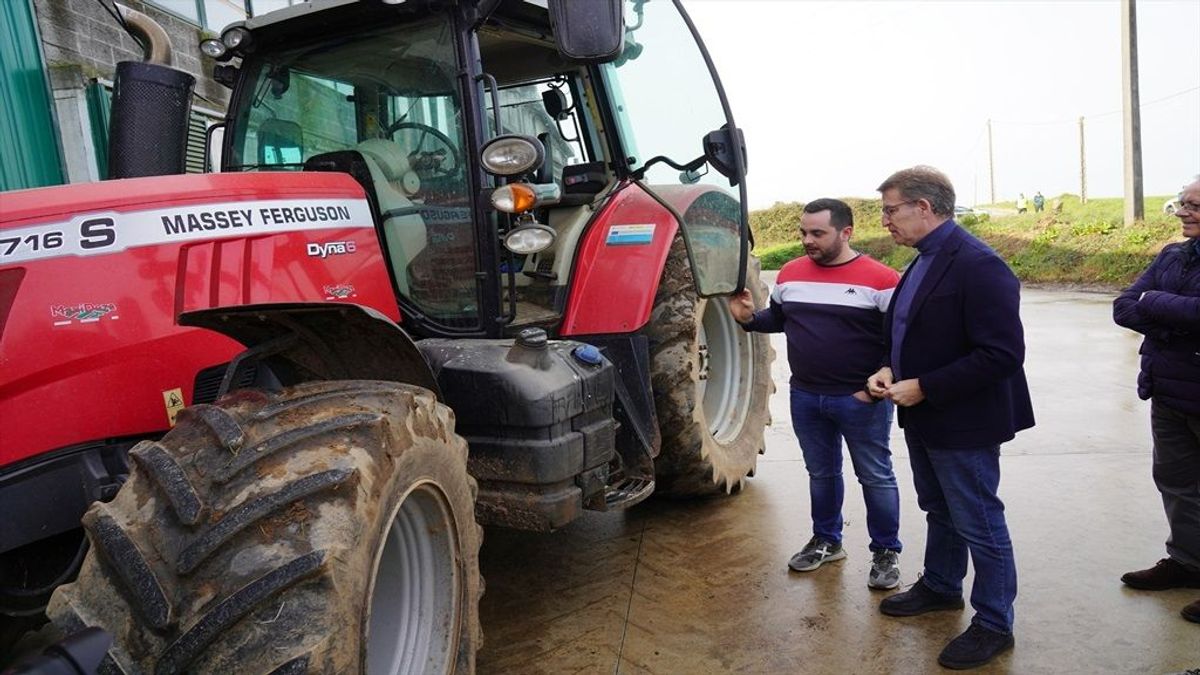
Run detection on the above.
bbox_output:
[1113,240,1200,416]
[883,223,1035,448]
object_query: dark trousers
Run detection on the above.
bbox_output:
[1151,399,1200,570]
[905,430,1017,634]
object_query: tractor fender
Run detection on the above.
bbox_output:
[179,302,441,400]
[561,181,735,336]
[560,182,679,335]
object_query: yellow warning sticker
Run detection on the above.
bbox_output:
[163,388,185,426]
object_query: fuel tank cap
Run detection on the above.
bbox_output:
[515,327,548,350]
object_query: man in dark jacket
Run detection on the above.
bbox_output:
[1113,176,1200,625]
[867,166,1034,670]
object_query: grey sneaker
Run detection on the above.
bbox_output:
[869,549,901,590]
[788,537,846,572]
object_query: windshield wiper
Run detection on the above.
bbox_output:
[223,163,309,171]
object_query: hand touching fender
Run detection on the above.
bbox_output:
[727,289,755,324]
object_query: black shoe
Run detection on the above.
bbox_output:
[1121,558,1200,590]
[1183,597,1200,624]
[937,623,1014,669]
[879,578,964,617]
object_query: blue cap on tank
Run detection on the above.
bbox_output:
[573,344,603,366]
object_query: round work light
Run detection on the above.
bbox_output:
[504,224,557,255]
[481,135,545,177]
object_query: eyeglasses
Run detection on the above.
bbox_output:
[1178,200,1200,213]
[881,200,916,217]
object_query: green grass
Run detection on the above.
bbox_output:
[751,194,1183,287]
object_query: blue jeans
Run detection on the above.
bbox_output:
[905,430,1017,634]
[789,387,901,552]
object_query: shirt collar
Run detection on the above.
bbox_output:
[915,219,955,255]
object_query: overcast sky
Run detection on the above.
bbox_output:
[685,0,1200,209]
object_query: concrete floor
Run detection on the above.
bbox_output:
[477,288,1200,674]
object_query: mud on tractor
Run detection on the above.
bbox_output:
[0,0,772,671]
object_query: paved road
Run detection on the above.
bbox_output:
[477,287,1196,674]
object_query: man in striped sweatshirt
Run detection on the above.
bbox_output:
[729,198,903,590]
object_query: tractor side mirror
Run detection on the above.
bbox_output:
[547,0,624,64]
[703,126,747,185]
[542,89,569,121]
[205,121,226,172]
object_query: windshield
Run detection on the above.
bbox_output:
[226,18,481,329]
[599,0,747,296]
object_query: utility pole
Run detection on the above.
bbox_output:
[1121,0,1143,224]
[987,119,995,205]
[1078,116,1088,204]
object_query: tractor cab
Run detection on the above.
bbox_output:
[210,0,750,339]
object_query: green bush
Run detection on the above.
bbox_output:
[749,195,1183,285]
[756,242,804,270]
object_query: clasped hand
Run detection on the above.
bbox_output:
[866,366,925,407]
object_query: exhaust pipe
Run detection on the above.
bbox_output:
[116,3,172,66]
[106,3,196,179]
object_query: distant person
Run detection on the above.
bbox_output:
[728,198,904,590]
[1016,193,1028,214]
[1033,191,1045,212]
[867,166,1034,670]
[1112,176,1200,626]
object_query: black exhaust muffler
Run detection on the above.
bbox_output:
[107,61,195,179]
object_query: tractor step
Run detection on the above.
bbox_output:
[604,476,654,510]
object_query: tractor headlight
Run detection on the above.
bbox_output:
[200,39,227,58]
[481,135,544,177]
[222,27,252,50]
[504,224,557,255]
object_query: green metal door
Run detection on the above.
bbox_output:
[1,0,65,191]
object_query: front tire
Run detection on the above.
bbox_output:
[646,238,774,496]
[48,380,481,674]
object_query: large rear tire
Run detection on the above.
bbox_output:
[47,380,482,674]
[646,238,774,496]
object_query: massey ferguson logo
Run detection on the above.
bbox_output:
[307,240,357,258]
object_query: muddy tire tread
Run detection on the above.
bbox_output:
[155,550,326,674]
[130,442,205,525]
[48,380,482,674]
[176,468,354,575]
[83,509,172,631]
[211,412,382,484]
[646,238,774,496]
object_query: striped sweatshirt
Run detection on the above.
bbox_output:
[743,254,899,395]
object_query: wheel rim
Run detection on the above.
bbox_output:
[697,297,754,444]
[366,483,460,675]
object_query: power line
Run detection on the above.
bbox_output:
[990,84,1199,126]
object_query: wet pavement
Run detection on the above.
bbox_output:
[477,287,1200,674]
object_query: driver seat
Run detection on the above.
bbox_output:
[356,139,427,295]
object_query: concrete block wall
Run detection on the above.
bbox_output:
[32,0,230,108]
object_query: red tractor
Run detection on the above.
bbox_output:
[0,0,772,671]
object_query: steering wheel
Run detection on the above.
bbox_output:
[386,121,460,178]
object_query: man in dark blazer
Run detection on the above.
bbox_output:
[1113,176,1200,624]
[866,166,1034,670]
